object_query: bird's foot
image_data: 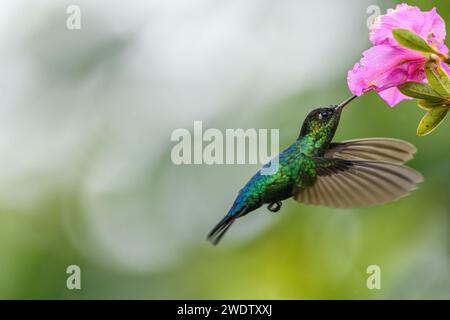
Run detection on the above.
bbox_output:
[267,201,282,213]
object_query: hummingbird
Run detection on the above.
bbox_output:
[207,95,423,245]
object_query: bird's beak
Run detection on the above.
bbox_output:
[334,95,358,113]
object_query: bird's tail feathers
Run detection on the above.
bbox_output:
[207,215,236,245]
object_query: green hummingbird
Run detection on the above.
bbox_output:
[207,95,423,245]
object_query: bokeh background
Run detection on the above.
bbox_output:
[0,0,448,299]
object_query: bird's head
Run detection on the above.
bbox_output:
[298,95,357,141]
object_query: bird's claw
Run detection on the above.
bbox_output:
[267,202,282,213]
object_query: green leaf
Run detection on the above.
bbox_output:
[398,82,443,101]
[417,99,449,110]
[417,107,449,136]
[425,63,450,97]
[392,28,435,54]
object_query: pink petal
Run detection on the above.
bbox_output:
[370,4,424,46]
[423,8,447,47]
[369,4,447,55]
[378,87,412,107]
[347,45,424,96]
[437,43,449,56]
[442,63,450,77]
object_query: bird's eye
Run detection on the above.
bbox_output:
[318,111,331,120]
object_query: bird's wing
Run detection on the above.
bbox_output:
[325,138,417,164]
[293,158,423,208]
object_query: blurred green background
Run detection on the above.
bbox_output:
[0,0,448,299]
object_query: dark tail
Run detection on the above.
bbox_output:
[207,215,236,245]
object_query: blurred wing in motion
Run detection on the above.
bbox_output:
[325,138,417,164]
[293,158,423,208]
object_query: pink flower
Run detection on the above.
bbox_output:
[347,3,449,107]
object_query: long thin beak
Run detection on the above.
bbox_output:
[334,95,358,113]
